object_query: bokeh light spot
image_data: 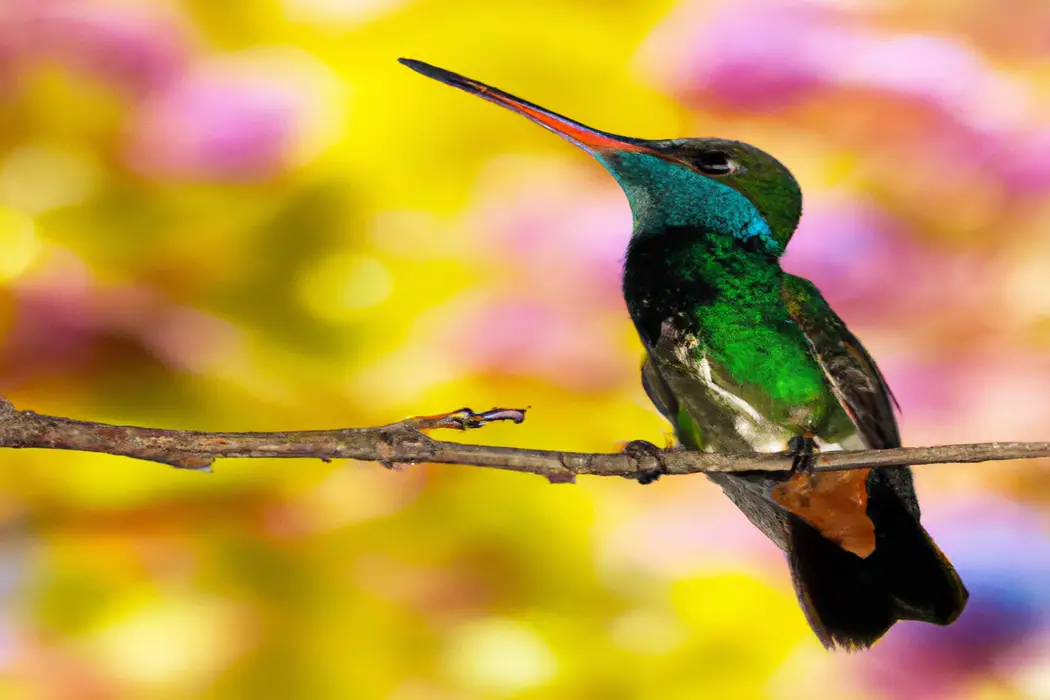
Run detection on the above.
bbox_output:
[281,0,407,26]
[299,252,394,321]
[0,144,101,214]
[84,598,242,688]
[609,608,689,655]
[0,207,42,282]
[445,618,558,694]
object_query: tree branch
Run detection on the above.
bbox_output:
[0,398,1046,482]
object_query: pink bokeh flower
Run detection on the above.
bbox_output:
[465,159,632,312]
[642,0,1014,122]
[639,0,1050,196]
[435,161,638,390]
[640,1,840,110]
[0,1,327,182]
[124,65,309,182]
[782,194,994,330]
[783,195,925,319]
[438,296,630,391]
[22,0,189,94]
[994,126,1050,195]
[1,250,237,388]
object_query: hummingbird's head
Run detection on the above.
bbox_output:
[400,59,803,255]
[614,138,802,252]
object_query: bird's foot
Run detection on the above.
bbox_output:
[621,440,667,485]
[786,434,818,476]
[766,434,821,509]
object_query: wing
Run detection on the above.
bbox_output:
[781,274,919,518]
[781,275,900,449]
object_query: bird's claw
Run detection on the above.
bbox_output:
[411,407,527,431]
[787,434,818,476]
[621,440,667,485]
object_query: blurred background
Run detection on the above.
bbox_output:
[0,0,1048,697]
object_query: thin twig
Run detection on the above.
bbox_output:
[0,398,1045,482]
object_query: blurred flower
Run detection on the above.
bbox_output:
[125,66,305,181]
[995,126,1050,195]
[141,306,240,374]
[783,193,999,343]
[124,48,342,181]
[2,250,238,384]
[639,0,1050,199]
[854,497,1050,698]
[3,250,98,380]
[640,1,839,109]
[783,194,926,319]
[436,296,628,391]
[0,4,24,95]
[27,0,190,94]
[465,158,632,313]
[376,158,639,392]
[641,0,1022,126]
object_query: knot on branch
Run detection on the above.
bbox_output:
[164,454,215,472]
[376,423,436,470]
[620,440,669,485]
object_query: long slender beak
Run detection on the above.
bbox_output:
[399,58,651,155]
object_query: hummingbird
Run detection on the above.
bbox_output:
[400,58,968,650]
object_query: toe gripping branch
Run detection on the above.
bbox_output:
[787,434,818,475]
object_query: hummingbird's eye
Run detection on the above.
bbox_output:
[695,151,734,175]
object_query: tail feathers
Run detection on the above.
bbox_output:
[789,479,968,651]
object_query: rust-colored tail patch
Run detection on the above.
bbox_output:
[771,469,875,558]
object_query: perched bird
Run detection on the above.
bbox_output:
[400,58,968,650]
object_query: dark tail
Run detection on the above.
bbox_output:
[788,474,968,651]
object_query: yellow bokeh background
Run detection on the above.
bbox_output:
[2,0,1050,698]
